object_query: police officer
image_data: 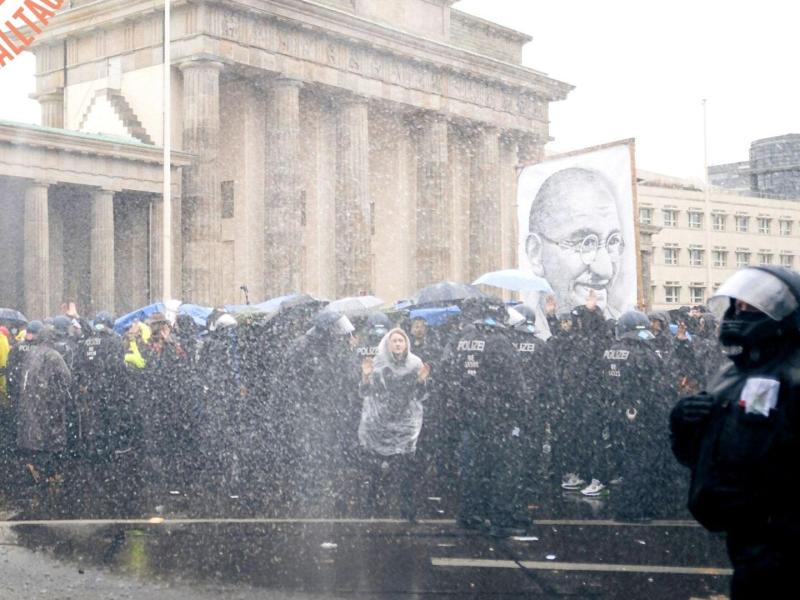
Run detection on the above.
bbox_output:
[507,304,551,502]
[599,311,670,518]
[354,312,390,360]
[279,310,361,517]
[73,312,128,515]
[438,296,528,536]
[51,315,78,371]
[671,266,800,599]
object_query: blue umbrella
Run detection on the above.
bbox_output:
[409,306,461,327]
[114,302,212,334]
[411,281,485,307]
[114,302,166,335]
[472,269,553,294]
[179,303,213,325]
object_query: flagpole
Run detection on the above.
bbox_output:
[703,99,712,300]
[162,0,172,301]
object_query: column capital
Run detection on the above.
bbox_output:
[29,89,64,103]
[406,110,449,132]
[90,188,118,198]
[23,179,54,190]
[271,76,304,90]
[332,91,370,108]
[177,57,227,73]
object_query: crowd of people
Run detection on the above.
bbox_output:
[0,291,724,535]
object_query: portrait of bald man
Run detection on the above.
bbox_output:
[525,167,627,319]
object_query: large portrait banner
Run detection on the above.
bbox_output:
[517,140,640,321]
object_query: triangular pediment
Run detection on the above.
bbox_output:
[78,89,154,145]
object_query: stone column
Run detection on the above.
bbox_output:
[517,132,544,166]
[415,112,450,287]
[470,126,502,281]
[38,91,64,129]
[265,77,303,296]
[179,59,223,306]
[335,96,371,296]
[90,189,115,313]
[24,182,50,319]
[49,200,64,315]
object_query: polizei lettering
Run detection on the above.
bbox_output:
[457,340,485,352]
[603,349,630,360]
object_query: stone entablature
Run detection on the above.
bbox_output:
[449,10,531,64]
[0,120,191,193]
[29,0,570,134]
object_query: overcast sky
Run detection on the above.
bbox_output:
[1,0,797,179]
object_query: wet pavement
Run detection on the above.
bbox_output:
[0,509,731,599]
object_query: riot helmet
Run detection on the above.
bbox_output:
[365,312,391,337]
[94,311,115,331]
[709,266,800,365]
[614,310,654,341]
[460,296,507,327]
[310,310,355,336]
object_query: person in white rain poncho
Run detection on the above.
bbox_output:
[358,327,430,520]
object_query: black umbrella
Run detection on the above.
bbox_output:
[0,308,28,325]
[411,281,486,307]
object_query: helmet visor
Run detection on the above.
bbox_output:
[334,315,355,335]
[709,268,798,321]
[506,307,525,327]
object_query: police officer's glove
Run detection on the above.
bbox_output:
[672,392,714,424]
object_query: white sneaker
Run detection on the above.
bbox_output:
[580,479,607,496]
[561,473,586,490]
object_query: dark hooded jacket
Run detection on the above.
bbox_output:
[437,320,527,435]
[73,325,128,456]
[15,333,73,453]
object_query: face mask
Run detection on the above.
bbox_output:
[719,307,788,366]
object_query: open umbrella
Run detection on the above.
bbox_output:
[472,269,553,294]
[0,308,28,325]
[411,281,485,307]
[225,293,300,316]
[326,295,385,317]
[409,305,461,327]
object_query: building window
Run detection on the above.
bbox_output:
[639,207,653,225]
[712,213,726,232]
[665,285,681,304]
[689,286,706,305]
[781,254,794,268]
[758,217,771,235]
[689,248,704,267]
[688,211,703,229]
[780,220,793,236]
[221,180,235,219]
[735,216,750,233]
[758,252,773,265]
[662,209,677,227]
[736,251,751,267]
[663,246,679,266]
[712,250,728,268]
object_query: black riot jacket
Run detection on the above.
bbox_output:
[670,344,800,536]
[437,321,527,434]
[73,328,127,455]
[601,334,671,447]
